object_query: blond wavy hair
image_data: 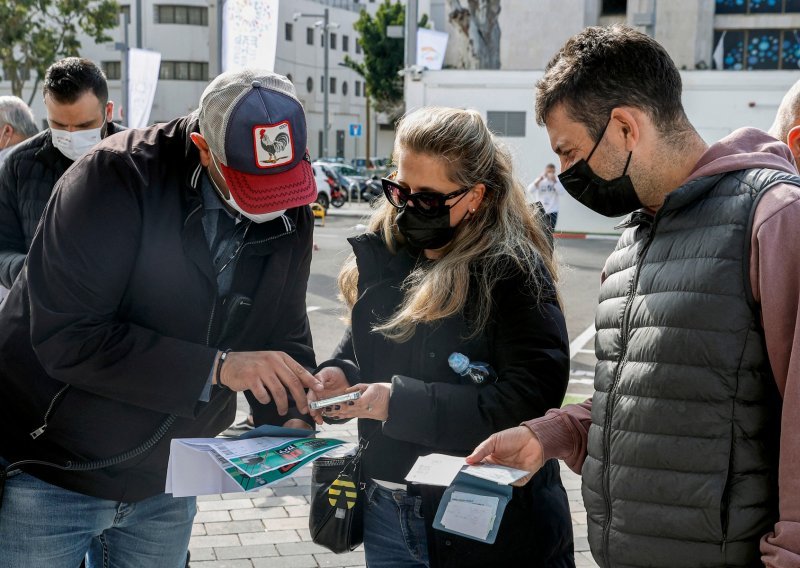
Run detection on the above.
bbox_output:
[338,106,559,342]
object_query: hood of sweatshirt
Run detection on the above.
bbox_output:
[686,127,797,184]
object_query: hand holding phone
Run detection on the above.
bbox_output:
[309,391,362,411]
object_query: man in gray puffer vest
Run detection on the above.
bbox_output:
[468,26,800,567]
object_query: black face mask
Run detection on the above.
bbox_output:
[396,206,459,250]
[558,119,642,217]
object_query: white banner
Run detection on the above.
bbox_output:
[222,0,280,72]
[127,48,161,128]
[417,28,449,71]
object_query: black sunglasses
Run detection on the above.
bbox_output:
[381,177,471,217]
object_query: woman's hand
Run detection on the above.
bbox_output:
[322,383,391,422]
[308,366,351,425]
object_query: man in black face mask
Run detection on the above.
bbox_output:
[468,25,800,568]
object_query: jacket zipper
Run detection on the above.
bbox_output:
[601,219,657,565]
[30,384,70,439]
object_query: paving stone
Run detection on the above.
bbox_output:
[224,489,273,499]
[239,530,300,545]
[195,511,233,523]
[314,551,366,567]
[190,561,254,568]
[198,494,224,502]
[189,548,217,561]
[192,558,253,568]
[205,520,265,535]
[192,523,207,536]
[571,511,587,525]
[190,535,241,549]
[574,535,590,553]
[273,486,312,497]
[252,554,318,568]
[276,541,329,556]
[198,498,254,511]
[263,517,311,531]
[577,551,600,567]
[214,544,279,560]
[230,507,288,521]
[253,495,307,508]
[295,528,313,542]
[284,504,311,517]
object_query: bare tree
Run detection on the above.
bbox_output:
[447,0,501,69]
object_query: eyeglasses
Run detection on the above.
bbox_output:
[381,176,471,217]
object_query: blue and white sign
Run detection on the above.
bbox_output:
[349,123,362,137]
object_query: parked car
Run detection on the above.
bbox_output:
[351,157,391,177]
[312,164,345,209]
[316,162,371,201]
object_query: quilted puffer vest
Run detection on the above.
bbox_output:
[584,169,798,567]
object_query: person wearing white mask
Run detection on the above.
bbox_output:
[0,70,321,567]
[0,96,38,168]
[0,57,123,291]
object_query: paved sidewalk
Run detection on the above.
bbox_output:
[188,421,598,568]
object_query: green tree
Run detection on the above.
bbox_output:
[344,1,427,117]
[0,0,119,105]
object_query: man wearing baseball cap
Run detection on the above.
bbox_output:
[0,70,322,566]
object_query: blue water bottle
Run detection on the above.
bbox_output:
[448,352,498,385]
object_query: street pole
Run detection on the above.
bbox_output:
[119,12,130,126]
[217,0,225,74]
[322,8,330,159]
[135,0,142,47]
[365,88,370,170]
[405,0,418,68]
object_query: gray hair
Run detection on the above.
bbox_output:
[770,79,800,143]
[0,96,38,138]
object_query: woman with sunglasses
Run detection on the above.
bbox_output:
[309,107,573,567]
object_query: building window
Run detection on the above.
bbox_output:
[102,61,121,80]
[306,77,313,93]
[156,5,208,25]
[343,35,350,52]
[285,22,293,42]
[321,32,326,48]
[159,61,208,81]
[601,0,627,15]
[713,28,800,69]
[355,40,362,54]
[307,27,314,45]
[355,80,361,97]
[330,33,337,50]
[342,81,348,96]
[320,75,325,93]
[486,111,526,137]
[715,0,800,13]
[330,77,337,94]
[119,4,131,22]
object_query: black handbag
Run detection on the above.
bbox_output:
[309,439,369,553]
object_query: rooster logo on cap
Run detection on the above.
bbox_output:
[259,128,290,164]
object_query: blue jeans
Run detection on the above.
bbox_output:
[363,482,430,568]
[0,460,195,568]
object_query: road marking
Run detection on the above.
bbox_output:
[307,306,321,313]
[569,324,596,360]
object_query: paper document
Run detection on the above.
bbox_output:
[405,453,466,487]
[440,491,500,540]
[166,435,344,497]
[462,463,530,485]
[405,453,530,487]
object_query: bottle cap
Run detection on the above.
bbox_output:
[448,352,469,374]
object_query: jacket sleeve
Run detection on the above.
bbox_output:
[27,149,217,418]
[382,269,570,453]
[748,185,800,567]
[0,155,28,288]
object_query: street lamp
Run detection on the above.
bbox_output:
[293,9,338,159]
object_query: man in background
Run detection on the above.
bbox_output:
[0,96,38,167]
[0,57,122,290]
[527,162,564,233]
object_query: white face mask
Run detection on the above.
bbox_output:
[51,122,104,161]
[209,155,286,223]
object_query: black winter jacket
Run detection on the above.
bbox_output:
[332,233,574,567]
[0,116,315,501]
[0,122,125,288]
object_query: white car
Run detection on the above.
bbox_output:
[312,164,332,209]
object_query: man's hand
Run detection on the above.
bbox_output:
[217,351,323,415]
[466,426,545,486]
[308,366,351,425]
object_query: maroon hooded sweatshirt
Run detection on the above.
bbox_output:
[525,128,800,567]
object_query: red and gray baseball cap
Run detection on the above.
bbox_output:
[197,69,317,213]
